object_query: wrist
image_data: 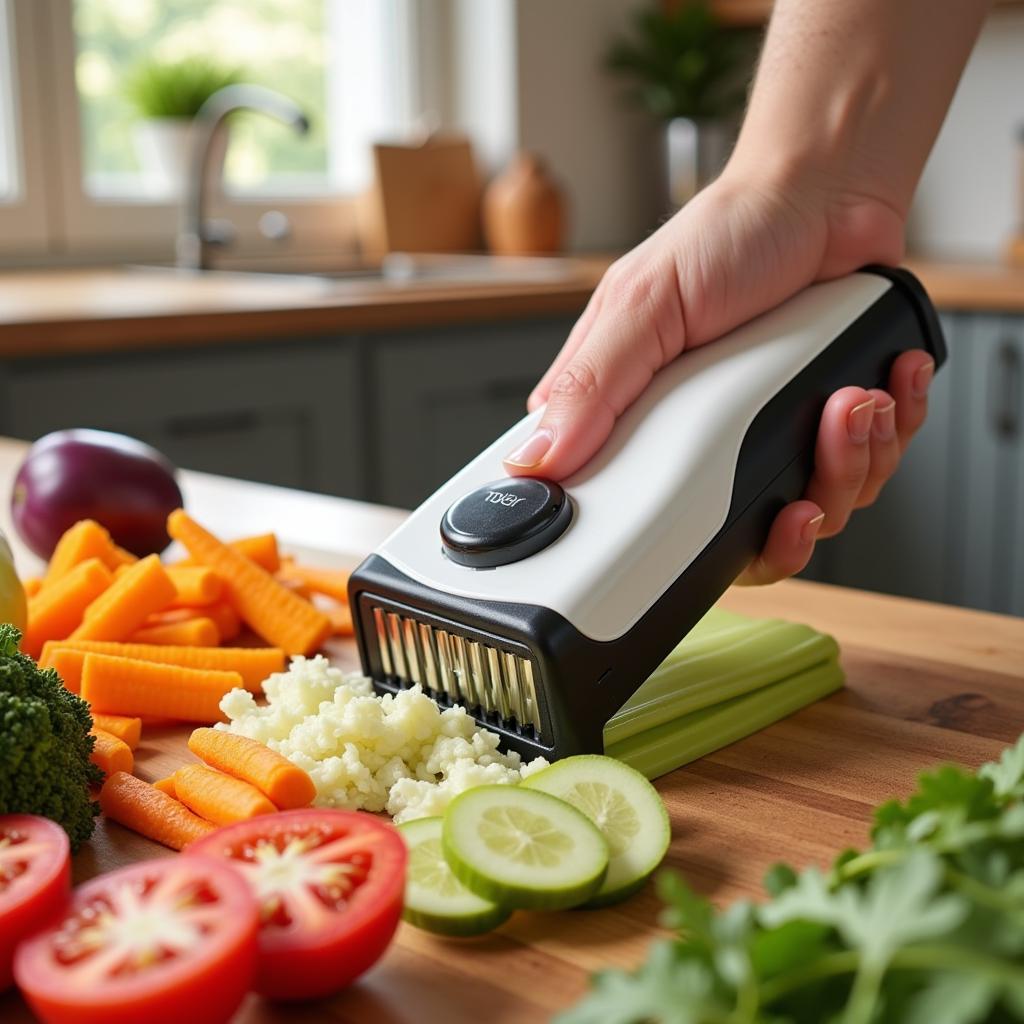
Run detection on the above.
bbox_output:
[719,146,906,277]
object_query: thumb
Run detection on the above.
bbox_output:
[503,277,684,480]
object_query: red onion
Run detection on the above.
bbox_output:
[11,429,183,559]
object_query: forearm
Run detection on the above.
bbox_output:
[730,0,990,218]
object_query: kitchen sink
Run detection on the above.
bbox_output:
[134,253,579,288]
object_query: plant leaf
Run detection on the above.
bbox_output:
[554,942,724,1024]
[980,733,1024,797]
[762,852,967,966]
[902,972,997,1024]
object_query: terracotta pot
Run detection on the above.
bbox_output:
[483,153,566,255]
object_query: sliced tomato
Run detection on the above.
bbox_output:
[14,855,258,1024]
[187,809,407,1000]
[0,815,70,991]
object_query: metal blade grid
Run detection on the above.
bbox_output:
[370,605,543,738]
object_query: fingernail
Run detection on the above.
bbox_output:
[505,428,554,468]
[802,512,825,544]
[912,359,935,398]
[848,398,875,444]
[873,401,896,441]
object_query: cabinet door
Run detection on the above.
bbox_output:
[3,340,364,498]
[368,318,573,508]
[949,313,1024,615]
[799,313,957,603]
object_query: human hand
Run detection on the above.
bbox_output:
[502,168,935,585]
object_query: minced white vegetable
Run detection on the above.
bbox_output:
[219,655,548,823]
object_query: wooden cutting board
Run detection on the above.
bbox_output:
[2,440,1023,1023]
[356,134,483,257]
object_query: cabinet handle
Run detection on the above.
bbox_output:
[164,410,259,437]
[991,338,1021,440]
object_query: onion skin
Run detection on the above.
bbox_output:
[11,429,184,559]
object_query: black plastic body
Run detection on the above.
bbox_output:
[349,267,947,760]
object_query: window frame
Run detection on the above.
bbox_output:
[0,0,56,255]
[0,0,437,265]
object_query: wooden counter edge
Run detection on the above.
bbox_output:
[0,256,1020,359]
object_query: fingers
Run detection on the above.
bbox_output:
[741,347,937,587]
[887,348,934,452]
[505,266,685,480]
[854,388,899,509]
[736,500,824,586]
[527,288,604,413]
[804,387,875,537]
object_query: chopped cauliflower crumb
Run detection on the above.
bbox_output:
[218,655,548,822]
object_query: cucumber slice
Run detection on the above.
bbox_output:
[522,755,670,907]
[442,785,609,911]
[399,817,510,936]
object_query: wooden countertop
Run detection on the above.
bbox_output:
[0,262,603,358]
[0,257,1021,359]
[0,436,1022,1023]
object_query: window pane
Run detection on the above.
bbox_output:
[0,0,18,201]
[73,0,329,198]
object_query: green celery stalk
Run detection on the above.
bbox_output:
[605,658,844,779]
[605,611,839,745]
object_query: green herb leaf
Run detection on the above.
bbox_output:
[555,942,726,1024]
[980,733,1024,798]
[902,972,997,1024]
[564,730,1024,1024]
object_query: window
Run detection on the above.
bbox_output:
[74,0,331,199]
[0,0,438,260]
[0,0,16,201]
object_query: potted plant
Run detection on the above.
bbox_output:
[126,57,242,197]
[606,2,756,210]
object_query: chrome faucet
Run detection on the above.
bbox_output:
[176,84,310,271]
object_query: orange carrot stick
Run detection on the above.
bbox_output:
[176,533,280,573]
[168,510,330,656]
[81,653,242,723]
[326,603,353,637]
[22,558,113,658]
[166,566,224,607]
[91,712,142,750]
[130,617,220,648]
[152,776,177,797]
[70,554,176,642]
[276,576,312,600]
[143,603,241,644]
[40,640,283,694]
[89,727,134,777]
[45,647,87,693]
[44,520,123,583]
[99,772,214,850]
[173,763,276,825]
[188,727,316,810]
[143,607,202,626]
[111,544,138,566]
[276,561,351,604]
[22,577,43,598]
[203,602,241,642]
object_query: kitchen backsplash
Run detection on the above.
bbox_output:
[907,8,1024,261]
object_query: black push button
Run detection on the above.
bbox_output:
[440,477,573,568]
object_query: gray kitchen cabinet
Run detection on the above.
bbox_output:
[0,339,365,497]
[365,317,573,509]
[803,311,1024,616]
[801,314,957,603]
[947,312,1024,615]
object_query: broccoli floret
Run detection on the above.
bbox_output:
[0,623,101,850]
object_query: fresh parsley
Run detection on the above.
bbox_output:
[559,732,1024,1024]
